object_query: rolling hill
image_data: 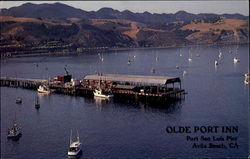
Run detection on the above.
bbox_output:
[0,2,249,57]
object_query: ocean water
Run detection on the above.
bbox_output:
[1,45,249,159]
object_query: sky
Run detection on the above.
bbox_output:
[1,1,249,16]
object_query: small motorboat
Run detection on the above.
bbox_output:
[68,130,82,156]
[16,97,22,104]
[37,85,51,94]
[233,57,240,63]
[7,122,21,138]
[93,89,114,98]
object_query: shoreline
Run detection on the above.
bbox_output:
[1,42,249,59]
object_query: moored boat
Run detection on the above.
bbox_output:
[7,122,21,138]
[93,89,114,98]
[16,97,22,104]
[215,60,218,66]
[37,85,51,94]
[35,96,40,109]
[244,73,250,78]
[244,79,249,85]
[233,57,240,63]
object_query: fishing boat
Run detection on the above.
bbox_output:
[37,85,51,94]
[16,97,22,104]
[233,57,240,63]
[93,89,114,98]
[68,130,82,156]
[7,122,21,138]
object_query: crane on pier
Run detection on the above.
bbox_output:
[64,66,69,76]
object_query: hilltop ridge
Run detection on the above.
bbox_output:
[0,2,249,57]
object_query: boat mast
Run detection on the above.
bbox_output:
[70,129,72,145]
[77,130,80,142]
[36,95,39,105]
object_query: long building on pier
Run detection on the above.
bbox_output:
[1,73,185,102]
[83,73,184,100]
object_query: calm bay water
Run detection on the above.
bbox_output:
[1,45,249,159]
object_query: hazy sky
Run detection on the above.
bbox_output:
[1,1,249,16]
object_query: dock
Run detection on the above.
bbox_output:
[0,73,185,103]
[0,77,48,89]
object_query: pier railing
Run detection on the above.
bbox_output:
[0,77,48,89]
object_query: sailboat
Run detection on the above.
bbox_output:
[244,73,250,78]
[233,57,240,63]
[127,59,132,65]
[219,50,222,59]
[183,70,188,76]
[233,45,240,63]
[244,78,249,85]
[215,60,219,66]
[7,111,21,138]
[150,68,156,73]
[179,48,183,57]
[35,95,40,109]
[7,121,22,138]
[244,73,250,85]
[68,130,82,156]
[188,48,192,62]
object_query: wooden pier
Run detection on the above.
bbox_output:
[0,74,186,103]
[0,77,48,89]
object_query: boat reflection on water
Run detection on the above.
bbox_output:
[94,96,112,105]
[93,96,113,111]
[86,95,183,114]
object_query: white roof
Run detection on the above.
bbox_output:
[84,74,180,86]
